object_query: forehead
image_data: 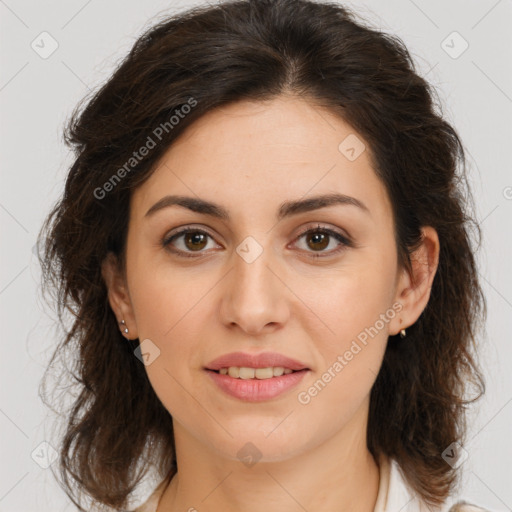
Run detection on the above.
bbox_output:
[131,96,392,223]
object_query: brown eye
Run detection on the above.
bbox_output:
[293,225,352,257]
[305,231,330,251]
[162,228,218,257]
[182,231,208,251]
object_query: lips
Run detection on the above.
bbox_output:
[205,352,311,402]
[207,368,309,401]
[205,351,310,372]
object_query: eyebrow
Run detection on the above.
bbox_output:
[144,192,370,221]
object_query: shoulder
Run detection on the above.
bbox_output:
[382,456,492,512]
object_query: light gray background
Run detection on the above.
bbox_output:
[1,0,511,511]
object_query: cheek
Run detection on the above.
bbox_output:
[290,256,395,402]
[293,275,391,429]
[296,263,396,346]
[128,246,212,339]
[135,306,205,427]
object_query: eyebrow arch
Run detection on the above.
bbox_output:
[144,193,370,221]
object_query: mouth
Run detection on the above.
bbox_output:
[204,352,310,401]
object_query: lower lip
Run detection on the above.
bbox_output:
[206,369,309,402]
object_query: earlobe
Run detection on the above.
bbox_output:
[389,226,440,336]
[101,252,138,339]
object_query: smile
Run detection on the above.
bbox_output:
[217,366,296,379]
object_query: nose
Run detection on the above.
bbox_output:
[219,241,290,336]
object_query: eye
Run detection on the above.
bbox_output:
[162,224,353,259]
[292,224,353,258]
[162,226,220,258]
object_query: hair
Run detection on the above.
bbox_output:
[37,0,486,510]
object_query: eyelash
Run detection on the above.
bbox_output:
[161,224,353,259]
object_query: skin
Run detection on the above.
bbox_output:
[102,95,439,512]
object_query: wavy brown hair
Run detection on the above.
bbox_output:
[37,0,486,510]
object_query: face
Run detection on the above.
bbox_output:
[104,95,434,463]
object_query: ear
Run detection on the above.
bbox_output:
[389,226,440,336]
[101,252,139,340]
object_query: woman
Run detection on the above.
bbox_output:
[38,0,491,511]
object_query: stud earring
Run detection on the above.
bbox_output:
[119,319,129,335]
[400,328,407,338]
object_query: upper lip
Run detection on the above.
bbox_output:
[205,352,310,371]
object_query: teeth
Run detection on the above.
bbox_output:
[272,367,284,377]
[240,367,256,379]
[227,367,239,378]
[217,366,297,379]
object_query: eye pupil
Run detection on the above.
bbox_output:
[307,232,329,251]
[185,232,207,250]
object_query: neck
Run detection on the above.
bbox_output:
[157,407,381,512]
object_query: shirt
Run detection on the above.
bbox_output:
[132,454,491,512]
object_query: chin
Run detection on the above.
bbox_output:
[203,427,314,465]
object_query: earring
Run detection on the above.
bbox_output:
[119,319,129,335]
[400,328,407,338]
